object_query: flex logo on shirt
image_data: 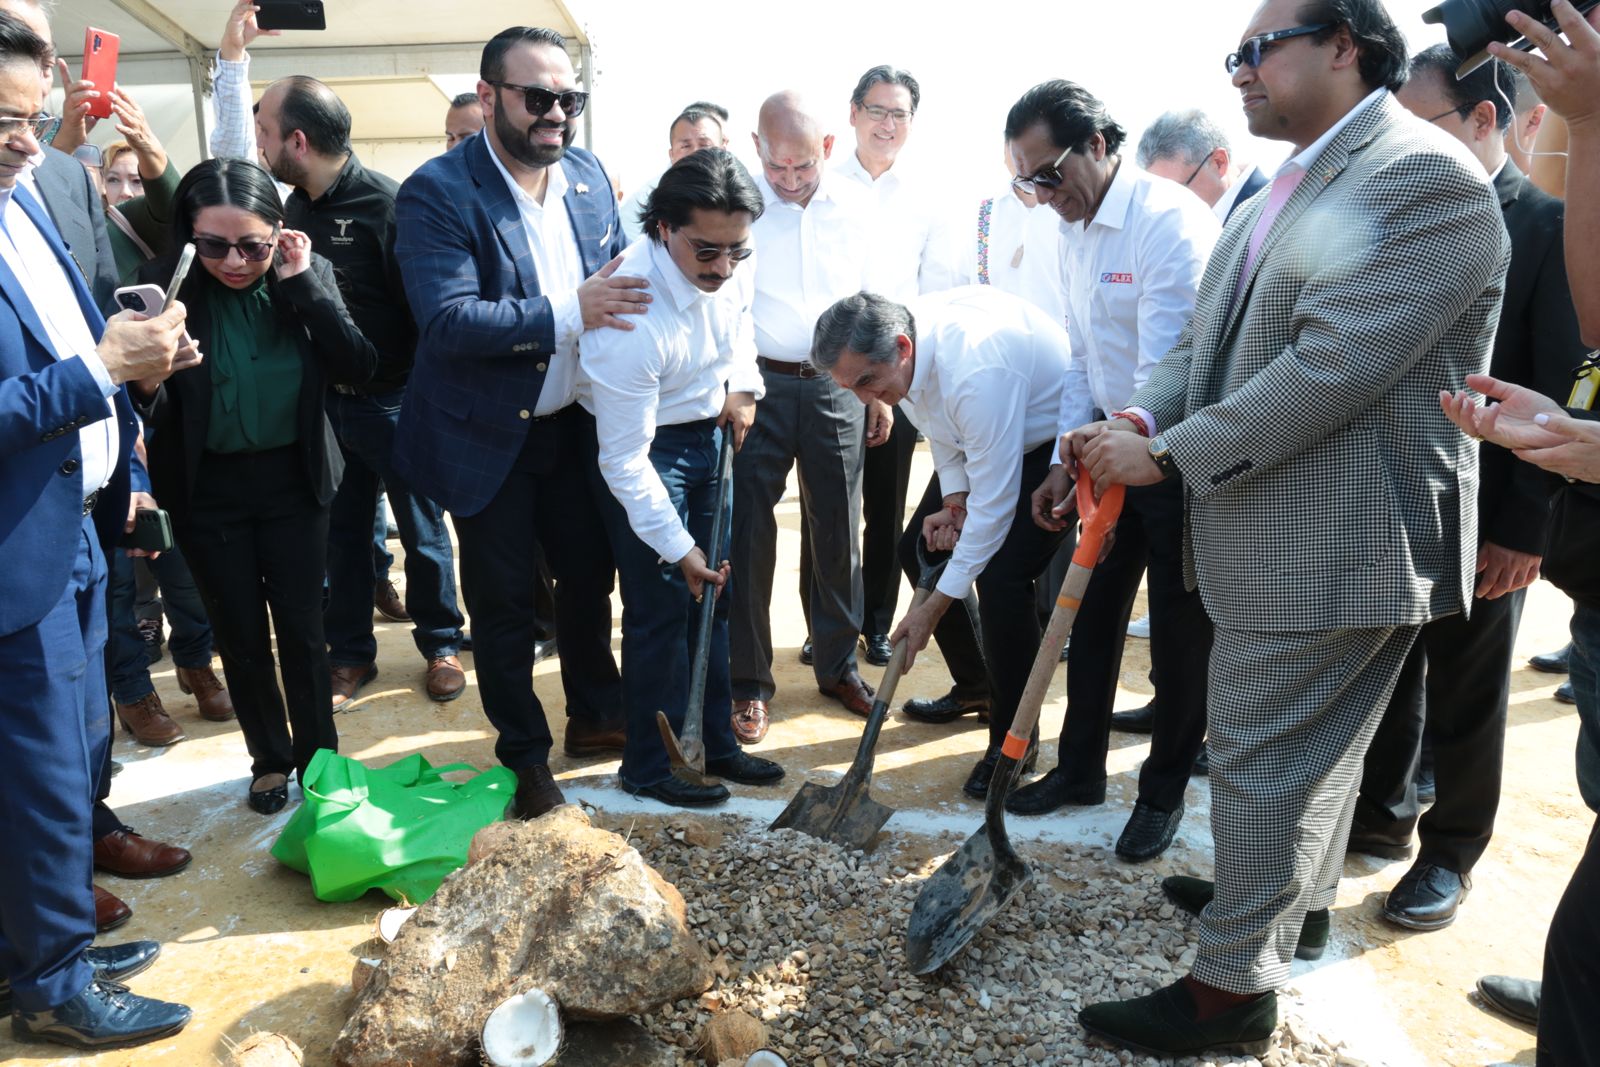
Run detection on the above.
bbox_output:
[1100,272,1134,284]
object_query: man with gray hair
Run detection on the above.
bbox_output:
[1137,108,1267,222]
[812,286,1072,792]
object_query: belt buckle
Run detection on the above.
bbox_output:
[798,361,818,380]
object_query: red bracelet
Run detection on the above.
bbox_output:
[1110,410,1151,437]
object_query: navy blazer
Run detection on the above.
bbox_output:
[1224,166,1269,223]
[392,132,625,517]
[0,186,143,637]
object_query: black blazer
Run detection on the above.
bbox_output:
[1478,161,1590,556]
[33,146,120,314]
[135,254,374,524]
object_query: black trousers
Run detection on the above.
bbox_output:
[452,405,621,771]
[1539,814,1600,1066]
[1056,476,1211,811]
[1356,587,1522,873]
[897,442,1064,749]
[176,446,337,783]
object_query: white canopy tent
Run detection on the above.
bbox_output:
[47,0,591,179]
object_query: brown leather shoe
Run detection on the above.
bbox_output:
[94,829,192,879]
[511,764,565,820]
[375,579,410,622]
[94,885,132,932]
[818,671,876,718]
[732,699,770,744]
[175,665,234,722]
[331,663,378,710]
[425,656,466,702]
[115,692,185,746]
[563,718,627,758]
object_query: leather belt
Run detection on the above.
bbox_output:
[83,489,99,516]
[758,356,821,380]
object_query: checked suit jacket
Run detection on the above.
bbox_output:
[392,133,625,518]
[1128,94,1509,633]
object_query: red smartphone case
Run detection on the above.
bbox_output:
[81,27,119,120]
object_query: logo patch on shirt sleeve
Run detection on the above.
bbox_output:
[1100,272,1134,284]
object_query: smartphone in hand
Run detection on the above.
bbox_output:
[81,27,119,120]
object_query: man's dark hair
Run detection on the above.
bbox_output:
[0,11,50,71]
[276,76,352,157]
[1411,44,1514,129]
[669,107,724,140]
[481,26,567,83]
[850,65,920,113]
[450,91,478,109]
[1298,0,1409,92]
[642,148,764,241]
[1005,80,1125,156]
[811,293,915,371]
[684,100,730,123]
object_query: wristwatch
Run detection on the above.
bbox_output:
[1148,434,1179,480]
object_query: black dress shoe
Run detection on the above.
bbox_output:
[1476,975,1540,1025]
[1382,862,1470,930]
[1529,643,1571,674]
[247,776,289,815]
[533,638,559,664]
[11,978,192,1050]
[861,633,892,667]
[1116,800,1184,861]
[1161,876,1329,960]
[623,773,730,808]
[962,735,1038,798]
[1004,767,1107,814]
[511,764,566,820]
[1555,680,1576,704]
[1078,979,1276,1057]
[1347,815,1413,860]
[1109,701,1155,734]
[0,942,162,1014]
[705,750,785,785]
[1192,746,1209,777]
[798,637,814,666]
[902,689,989,724]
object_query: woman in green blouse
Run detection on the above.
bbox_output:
[134,158,374,813]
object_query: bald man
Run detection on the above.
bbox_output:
[727,92,886,746]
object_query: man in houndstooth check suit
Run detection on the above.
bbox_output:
[1061,0,1510,1055]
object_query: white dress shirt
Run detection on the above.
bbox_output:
[619,176,656,244]
[962,183,1068,329]
[834,149,961,300]
[1053,162,1220,459]
[578,237,764,563]
[898,286,1072,600]
[487,146,587,414]
[750,173,876,361]
[0,181,118,497]
[1212,165,1265,222]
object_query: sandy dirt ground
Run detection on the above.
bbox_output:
[2,445,1585,1066]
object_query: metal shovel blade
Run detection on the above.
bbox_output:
[655,710,713,786]
[768,776,894,850]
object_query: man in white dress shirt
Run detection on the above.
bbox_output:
[620,103,729,244]
[1137,108,1270,222]
[580,148,785,808]
[812,287,1072,795]
[727,91,887,746]
[1007,81,1221,858]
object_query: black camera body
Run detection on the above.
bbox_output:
[1424,0,1600,76]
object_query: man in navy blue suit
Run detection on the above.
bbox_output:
[0,12,193,1049]
[395,25,647,820]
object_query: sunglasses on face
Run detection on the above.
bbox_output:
[1224,23,1334,74]
[192,235,278,262]
[1011,145,1073,195]
[673,231,754,262]
[490,82,589,119]
[0,113,56,144]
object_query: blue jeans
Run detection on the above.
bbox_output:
[595,420,738,788]
[373,490,393,579]
[106,542,213,703]
[1565,602,1600,815]
[324,389,463,665]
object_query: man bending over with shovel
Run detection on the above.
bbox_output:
[811,286,1072,795]
[579,148,786,809]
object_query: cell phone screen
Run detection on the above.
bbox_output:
[163,244,195,313]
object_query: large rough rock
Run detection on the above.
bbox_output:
[333,805,712,1067]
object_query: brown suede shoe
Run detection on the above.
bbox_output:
[115,693,185,746]
[331,663,378,710]
[818,671,876,718]
[175,665,234,722]
[511,764,565,820]
[425,656,466,702]
[563,718,627,758]
[94,829,192,879]
[732,700,770,744]
[375,579,410,622]
[94,885,131,932]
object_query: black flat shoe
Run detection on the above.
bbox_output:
[1382,862,1470,931]
[11,978,192,1050]
[1003,767,1107,814]
[1162,875,1330,960]
[903,689,989,725]
[962,734,1038,798]
[623,773,730,808]
[1529,643,1571,674]
[705,750,785,785]
[861,633,892,667]
[247,775,289,815]
[798,637,813,666]
[0,942,162,1014]
[1116,800,1184,861]
[1555,680,1576,704]
[1109,701,1155,734]
[1476,975,1540,1025]
[1078,979,1276,1057]
[511,764,566,820]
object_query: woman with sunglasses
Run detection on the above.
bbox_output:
[133,157,374,813]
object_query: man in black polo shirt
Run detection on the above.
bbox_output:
[248,75,468,707]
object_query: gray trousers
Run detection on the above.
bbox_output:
[730,366,864,703]
[1196,623,1419,994]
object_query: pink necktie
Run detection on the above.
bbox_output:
[1233,167,1307,307]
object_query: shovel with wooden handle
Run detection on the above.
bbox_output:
[905,462,1125,974]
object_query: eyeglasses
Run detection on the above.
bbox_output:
[1183,154,1214,186]
[860,104,913,125]
[1224,23,1334,74]
[192,235,278,262]
[1011,146,1073,195]
[674,232,754,262]
[0,113,56,144]
[1423,106,1469,124]
[490,82,589,119]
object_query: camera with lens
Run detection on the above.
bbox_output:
[1424,0,1600,76]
